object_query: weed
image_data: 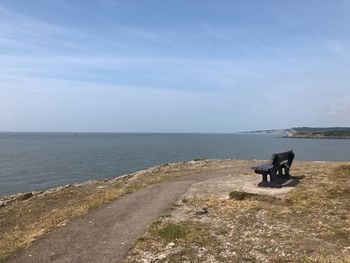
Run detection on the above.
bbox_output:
[158,223,189,240]
[193,157,208,161]
[229,191,248,200]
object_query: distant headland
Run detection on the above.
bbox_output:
[243,127,350,139]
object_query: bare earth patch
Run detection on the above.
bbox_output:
[124,162,350,263]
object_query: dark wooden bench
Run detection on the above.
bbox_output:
[252,150,295,188]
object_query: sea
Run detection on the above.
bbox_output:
[0,132,349,196]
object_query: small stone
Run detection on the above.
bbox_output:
[156,253,167,260]
[196,207,208,215]
[166,242,175,249]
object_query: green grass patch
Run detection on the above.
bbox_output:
[158,223,189,240]
[193,157,208,161]
[334,164,350,178]
[229,191,248,200]
[181,198,188,203]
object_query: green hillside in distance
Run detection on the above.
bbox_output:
[287,127,350,139]
[292,127,350,132]
[243,127,350,139]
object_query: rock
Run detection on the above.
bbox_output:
[18,192,33,201]
[156,253,167,260]
[166,242,175,249]
[0,200,7,207]
[155,247,183,262]
[196,206,208,215]
[198,247,208,257]
[32,191,44,196]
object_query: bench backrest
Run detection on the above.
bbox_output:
[271,150,295,168]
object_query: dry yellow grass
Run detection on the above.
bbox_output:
[125,162,350,263]
[0,159,242,261]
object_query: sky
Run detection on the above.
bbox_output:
[0,0,349,133]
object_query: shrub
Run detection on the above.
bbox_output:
[193,157,208,161]
[229,191,248,200]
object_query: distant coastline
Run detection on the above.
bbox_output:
[243,127,350,139]
[284,131,350,139]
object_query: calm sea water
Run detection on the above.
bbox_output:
[0,132,349,196]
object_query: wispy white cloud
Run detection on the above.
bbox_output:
[0,1,349,131]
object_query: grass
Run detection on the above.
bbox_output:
[0,159,241,261]
[158,223,189,240]
[229,190,251,200]
[291,131,350,138]
[0,187,124,261]
[125,162,350,262]
[229,190,279,202]
[131,221,222,262]
[193,157,208,161]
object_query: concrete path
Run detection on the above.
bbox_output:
[183,174,298,200]
[6,167,252,263]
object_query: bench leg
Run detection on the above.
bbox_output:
[278,167,283,176]
[258,172,268,187]
[279,167,290,180]
[270,170,277,182]
[258,172,281,188]
[267,171,282,188]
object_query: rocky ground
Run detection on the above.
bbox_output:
[0,159,245,261]
[125,162,350,263]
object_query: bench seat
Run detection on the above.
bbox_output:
[252,164,273,172]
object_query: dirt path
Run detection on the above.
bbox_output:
[6,166,252,263]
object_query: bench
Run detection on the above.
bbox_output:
[252,150,295,188]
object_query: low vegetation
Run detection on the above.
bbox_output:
[125,162,350,262]
[229,190,253,200]
[193,157,208,161]
[288,131,350,138]
[158,223,189,240]
[0,159,242,261]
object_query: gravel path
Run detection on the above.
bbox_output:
[6,166,251,263]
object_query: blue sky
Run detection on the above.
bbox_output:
[0,0,349,132]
